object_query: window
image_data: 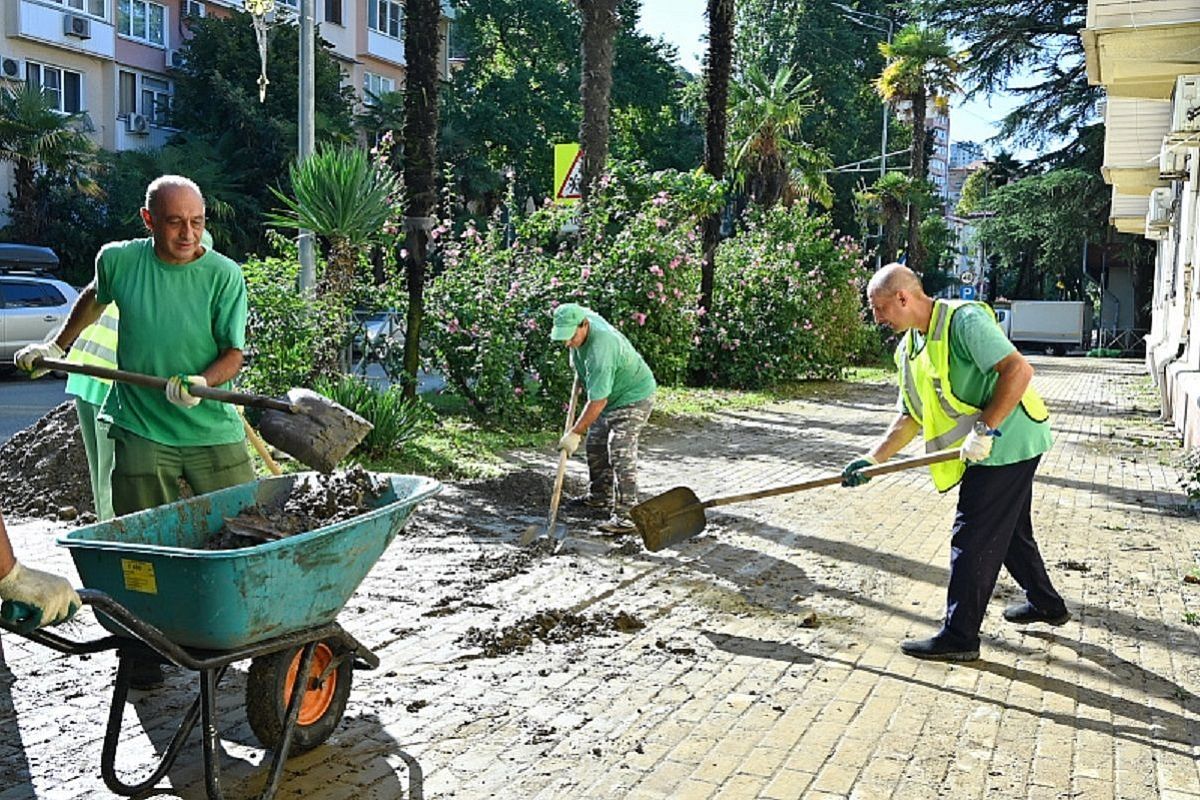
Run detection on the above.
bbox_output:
[0,280,67,309]
[118,69,171,123]
[51,0,106,19]
[368,0,403,38]
[26,63,83,114]
[118,0,167,46]
[324,0,342,25]
[363,72,396,104]
[183,0,204,17]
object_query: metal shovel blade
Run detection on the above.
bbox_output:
[257,388,373,473]
[631,487,706,552]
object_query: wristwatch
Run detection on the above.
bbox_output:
[973,420,1000,437]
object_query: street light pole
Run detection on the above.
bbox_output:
[297,0,316,292]
[833,3,893,268]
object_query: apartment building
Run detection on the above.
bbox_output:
[0,0,453,220]
[1083,0,1200,447]
[893,96,952,202]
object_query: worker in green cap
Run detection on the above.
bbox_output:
[550,303,656,534]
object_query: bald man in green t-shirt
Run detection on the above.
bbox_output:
[551,303,656,534]
[15,176,252,689]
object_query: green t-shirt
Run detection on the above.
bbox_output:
[897,303,1052,465]
[96,238,247,447]
[572,312,656,410]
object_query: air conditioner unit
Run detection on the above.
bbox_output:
[1169,74,1200,138]
[64,13,92,39]
[0,57,23,82]
[126,113,150,135]
[1144,223,1169,242]
[168,49,185,68]
[1146,187,1173,230]
[1160,139,1190,180]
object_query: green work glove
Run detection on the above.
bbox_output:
[0,562,81,633]
[841,455,878,488]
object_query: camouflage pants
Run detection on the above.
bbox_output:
[586,397,654,514]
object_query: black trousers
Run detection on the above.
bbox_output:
[941,455,1066,646]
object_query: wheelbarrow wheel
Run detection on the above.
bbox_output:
[246,640,353,754]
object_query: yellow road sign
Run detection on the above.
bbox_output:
[554,143,583,204]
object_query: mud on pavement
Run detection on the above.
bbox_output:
[0,401,95,522]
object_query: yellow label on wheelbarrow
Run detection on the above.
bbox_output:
[120,559,158,594]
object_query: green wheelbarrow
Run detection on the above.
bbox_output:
[1,472,441,800]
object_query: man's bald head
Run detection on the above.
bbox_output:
[867,263,925,300]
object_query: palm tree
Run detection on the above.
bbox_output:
[728,64,832,209]
[0,85,101,242]
[402,0,441,399]
[576,0,622,204]
[874,24,962,271]
[700,0,735,326]
[855,171,914,264]
[266,145,404,373]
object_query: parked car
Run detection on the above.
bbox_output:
[0,245,79,370]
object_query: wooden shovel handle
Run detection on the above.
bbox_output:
[701,448,962,510]
[36,357,294,413]
[545,376,582,529]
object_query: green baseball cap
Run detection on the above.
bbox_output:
[550,303,588,340]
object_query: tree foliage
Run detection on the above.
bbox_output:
[973,168,1107,300]
[915,0,1099,149]
[441,0,693,208]
[169,12,356,257]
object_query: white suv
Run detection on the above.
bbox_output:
[0,246,79,367]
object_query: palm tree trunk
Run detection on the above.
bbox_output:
[700,0,734,329]
[402,0,440,400]
[576,0,620,204]
[906,87,928,272]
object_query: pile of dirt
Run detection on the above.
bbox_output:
[205,466,388,549]
[460,470,586,510]
[0,402,95,522]
[460,609,645,658]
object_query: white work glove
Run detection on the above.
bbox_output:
[557,430,582,457]
[0,561,81,632]
[959,429,995,463]
[14,340,65,379]
[165,374,207,408]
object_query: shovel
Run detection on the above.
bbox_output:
[631,448,961,552]
[519,376,581,546]
[36,358,372,473]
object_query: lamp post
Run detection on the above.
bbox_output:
[832,3,893,267]
[297,0,316,292]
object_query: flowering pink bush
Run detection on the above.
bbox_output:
[693,207,872,387]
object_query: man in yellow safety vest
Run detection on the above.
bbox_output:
[841,263,1070,662]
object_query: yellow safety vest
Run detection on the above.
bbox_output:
[896,299,1049,492]
[65,305,119,406]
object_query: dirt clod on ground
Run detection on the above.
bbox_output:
[0,402,95,522]
[460,609,645,658]
[205,466,388,549]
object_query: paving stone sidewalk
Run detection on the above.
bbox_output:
[1,356,1197,799]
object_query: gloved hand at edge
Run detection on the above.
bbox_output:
[166,374,207,409]
[0,561,81,633]
[841,455,878,488]
[13,340,65,380]
[557,430,582,456]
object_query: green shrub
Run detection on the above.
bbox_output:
[314,375,431,458]
[423,162,722,426]
[1179,448,1200,504]
[694,205,872,388]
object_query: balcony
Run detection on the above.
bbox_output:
[1083,0,1200,98]
[1101,97,1171,196]
[7,0,117,60]
[1109,187,1153,234]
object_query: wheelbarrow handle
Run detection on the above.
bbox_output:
[35,358,294,414]
[701,448,962,510]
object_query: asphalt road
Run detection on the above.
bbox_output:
[0,372,69,444]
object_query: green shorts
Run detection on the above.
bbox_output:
[110,427,254,516]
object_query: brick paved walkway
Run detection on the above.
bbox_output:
[1,356,1196,799]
